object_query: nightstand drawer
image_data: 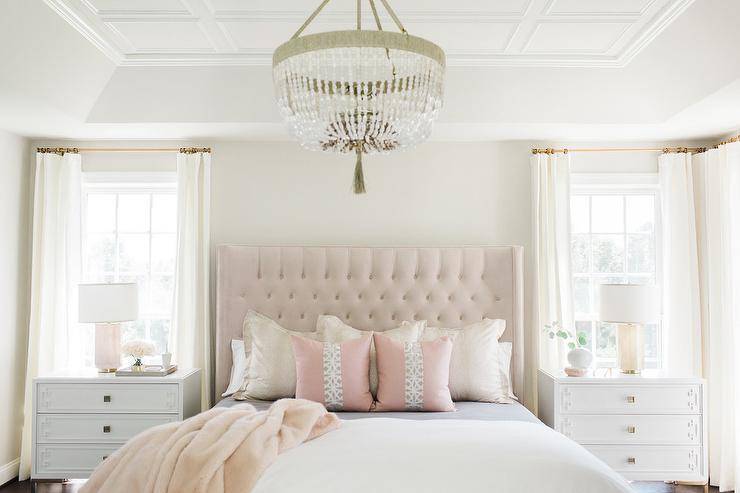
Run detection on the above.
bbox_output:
[37,413,177,443]
[36,443,120,478]
[559,414,702,445]
[560,384,701,414]
[37,383,179,413]
[585,445,702,477]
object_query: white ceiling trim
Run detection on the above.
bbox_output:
[44,0,695,68]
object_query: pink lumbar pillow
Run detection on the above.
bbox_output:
[373,333,455,412]
[291,334,374,412]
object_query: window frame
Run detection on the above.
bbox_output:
[80,172,177,358]
[570,173,663,369]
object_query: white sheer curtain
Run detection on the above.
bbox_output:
[19,151,82,480]
[531,152,574,371]
[692,142,740,492]
[171,150,211,410]
[658,152,702,376]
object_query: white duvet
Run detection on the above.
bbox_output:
[253,419,632,493]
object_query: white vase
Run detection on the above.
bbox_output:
[567,347,594,369]
[161,352,172,368]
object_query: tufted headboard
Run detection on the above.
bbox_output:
[215,246,524,398]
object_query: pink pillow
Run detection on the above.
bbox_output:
[291,334,374,412]
[373,333,455,412]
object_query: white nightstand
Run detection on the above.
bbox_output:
[538,369,707,484]
[32,368,201,480]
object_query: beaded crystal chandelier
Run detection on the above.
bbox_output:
[273,0,446,193]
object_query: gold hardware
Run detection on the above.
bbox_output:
[627,457,636,465]
[103,425,111,433]
[626,396,636,404]
[37,147,211,154]
[36,147,79,155]
[103,395,111,403]
[627,425,636,434]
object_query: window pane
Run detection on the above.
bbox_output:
[626,195,654,233]
[591,196,624,233]
[573,277,591,315]
[571,235,590,273]
[118,194,150,232]
[150,275,174,316]
[86,233,115,273]
[627,234,655,273]
[592,235,625,273]
[644,323,659,359]
[122,319,146,345]
[152,234,176,273]
[118,234,150,273]
[152,194,176,233]
[571,196,589,233]
[150,319,170,353]
[596,322,617,359]
[86,194,116,233]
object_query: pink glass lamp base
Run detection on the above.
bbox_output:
[95,323,121,372]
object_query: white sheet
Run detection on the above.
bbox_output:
[253,418,632,493]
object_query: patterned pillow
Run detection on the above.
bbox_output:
[373,333,455,412]
[291,335,374,412]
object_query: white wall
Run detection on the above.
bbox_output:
[0,130,30,483]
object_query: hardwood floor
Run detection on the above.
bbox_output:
[0,480,720,492]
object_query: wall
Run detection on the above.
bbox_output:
[0,130,30,484]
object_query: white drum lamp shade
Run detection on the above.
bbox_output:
[79,283,139,372]
[599,284,659,374]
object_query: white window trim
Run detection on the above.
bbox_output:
[570,173,663,369]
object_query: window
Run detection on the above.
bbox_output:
[570,175,661,368]
[80,174,177,367]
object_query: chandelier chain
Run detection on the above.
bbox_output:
[368,0,383,31]
[356,0,361,30]
[378,0,406,33]
[291,0,332,39]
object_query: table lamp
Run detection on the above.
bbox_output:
[598,284,659,374]
[79,283,139,372]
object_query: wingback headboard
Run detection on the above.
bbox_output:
[215,246,524,398]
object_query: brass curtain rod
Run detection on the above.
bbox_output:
[532,134,740,155]
[36,147,211,155]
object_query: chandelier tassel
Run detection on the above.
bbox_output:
[353,147,366,194]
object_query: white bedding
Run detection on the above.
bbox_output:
[253,418,632,493]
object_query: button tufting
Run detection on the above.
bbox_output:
[448,295,453,301]
[459,315,464,321]
[358,294,362,300]
[335,295,340,300]
[278,314,282,319]
[279,274,284,279]
[459,274,463,280]
[426,295,431,300]
[414,315,419,320]
[300,313,305,319]
[369,274,374,280]
[267,293,272,299]
[494,295,502,302]
[414,274,418,279]
[391,314,396,320]
[346,313,351,319]
[325,274,329,280]
[301,274,306,279]
[391,275,395,280]
[402,295,407,301]
[369,314,373,319]
[347,274,351,280]
[437,316,441,321]
[313,294,317,300]
[289,293,294,299]
[380,294,385,300]
[437,275,441,280]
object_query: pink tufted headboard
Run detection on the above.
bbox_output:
[215,246,524,398]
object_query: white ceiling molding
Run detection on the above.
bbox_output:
[46,0,694,67]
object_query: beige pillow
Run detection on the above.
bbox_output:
[240,310,317,400]
[421,319,512,403]
[316,315,425,395]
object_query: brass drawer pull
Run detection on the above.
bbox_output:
[102,455,108,461]
[103,425,111,433]
[627,457,636,465]
[103,395,111,403]
[626,396,636,404]
[627,425,636,434]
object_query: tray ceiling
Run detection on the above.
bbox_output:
[45,0,694,67]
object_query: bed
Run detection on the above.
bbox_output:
[215,246,632,493]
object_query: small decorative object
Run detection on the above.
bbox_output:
[543,321,593,376]
[121,340,156,372]
[115,364,177,377]
[161,344,172,368]
[599,284,659,375]
[273,0,446,194]
[78,283,139,372]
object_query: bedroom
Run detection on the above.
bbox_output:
[0,0,738,492]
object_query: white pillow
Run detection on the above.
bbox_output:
[498,341,518,400]
[241,310,318,400]
[316,315,426,395]
[421,319,513,403]
[222,339,248,397]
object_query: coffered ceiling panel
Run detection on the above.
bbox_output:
[44,0,694,67]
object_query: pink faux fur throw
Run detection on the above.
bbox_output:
[80,399,340,493]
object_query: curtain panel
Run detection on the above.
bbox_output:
[692,143,740,492]
[171,151,211,410]
[531,152,574,372]
[19,152,82,480]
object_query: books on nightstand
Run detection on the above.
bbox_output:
[115,365,178,376]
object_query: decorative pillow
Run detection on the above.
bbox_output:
[373,333,455,412]
[291,335,374,412]
[222,339,248,397]
[316,315,425,395]
[421,319,512,403]
[241,310,318,400]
